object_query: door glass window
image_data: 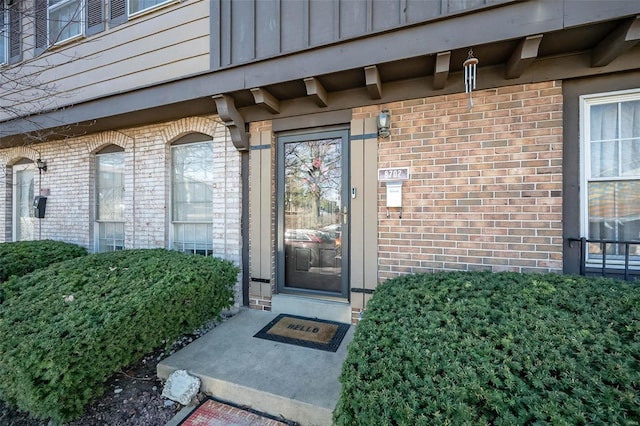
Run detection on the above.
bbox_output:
[279,133,347,296]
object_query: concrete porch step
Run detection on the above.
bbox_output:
[157,308,354,426]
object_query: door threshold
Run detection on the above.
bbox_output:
[271,294,351,323]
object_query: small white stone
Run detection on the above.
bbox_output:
[161,370,201,405]
[114,388,123,394]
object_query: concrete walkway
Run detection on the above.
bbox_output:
[158,308,354,426]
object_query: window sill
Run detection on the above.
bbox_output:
[128,0,181,20]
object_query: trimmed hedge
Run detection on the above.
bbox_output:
[0,249,238,423]
[0,240,87,283]
[334,272,640,425]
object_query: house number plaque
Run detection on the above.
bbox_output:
[378,167,410,181]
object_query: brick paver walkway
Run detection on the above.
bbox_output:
[180,398,289,426]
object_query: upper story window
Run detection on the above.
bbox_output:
[48,0,84,44]
[1,0,21,64]
[0,2,7,65]
[129,0,172,16]
[581,89,640,265]
[110,0,173,24]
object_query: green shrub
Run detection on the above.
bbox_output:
[0,249,238,423]
[0,240,87,283]
[335,272,640,425]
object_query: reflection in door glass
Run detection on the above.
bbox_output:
[283,138,342,293]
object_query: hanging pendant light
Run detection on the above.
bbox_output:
[463,49,479,111]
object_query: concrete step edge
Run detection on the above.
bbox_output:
[157,364,333,426]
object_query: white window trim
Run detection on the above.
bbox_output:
[128,0,177,19]
[94,150,125,252]
[48,0,85,46]
[169,140,215,254]
[580,88,640,268]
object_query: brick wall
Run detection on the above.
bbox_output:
[354,81,564,279]
[0,115,243,304]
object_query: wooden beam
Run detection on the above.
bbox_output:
[250,87,280,114]
[212,94,249,151]
[592,15,640,67]
[505,34,543,79]
[303,77,328,107]
[433,51,450,90]
[364,65,382,99]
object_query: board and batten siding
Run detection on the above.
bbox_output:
[0,0,210,122]
[212,0,513,68]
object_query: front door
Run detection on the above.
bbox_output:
[277,129,349,298]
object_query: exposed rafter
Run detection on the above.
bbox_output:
[303,77,328,107]
[212,94,249,151]
[433,51,451,90]
[592,15,640,67]
[250,88,280,114]
[505,34,543,79]
[364,65,382,99]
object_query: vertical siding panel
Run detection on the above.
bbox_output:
[210,0,221,69]
[406,0,442,24]
[363,118,379,291]
[220,0,232,66]
[231,0,255,63]
[309,0,334,47]
[281,0,305,53]
[259,132,271,280]
[334,0,340,40]
[303,0,310,48]
[447,0,486,13]
[249,131,262,279]
[350,119,365,302]
[339,0,367,40]
[371,0,401,32]
[255,0,279,58]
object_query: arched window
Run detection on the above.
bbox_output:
[170,133,215,255]
[95,145,125,252]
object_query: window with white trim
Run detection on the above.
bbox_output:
[95,147,125,252]
[0,2,7,64]
[129,0,172,16]
[1,0,21,64]
[171,136,215,256]
[48,0,83,44]
[581,90,640,266]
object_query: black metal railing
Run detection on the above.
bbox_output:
[568,237,640,281]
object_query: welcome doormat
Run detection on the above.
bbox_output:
[177,397,295,426]
[253,314,350,352]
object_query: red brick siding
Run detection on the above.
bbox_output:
[355,81,563,279]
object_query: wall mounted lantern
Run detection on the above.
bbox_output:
[463,49,479,111]
[36,158,47,172]
[377,109,390,138]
